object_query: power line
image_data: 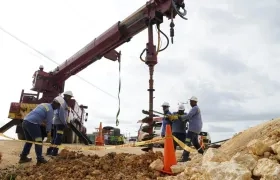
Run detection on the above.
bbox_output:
[0,25,118,100]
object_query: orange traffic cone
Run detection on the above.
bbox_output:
[95,122,104,146]
[161,124,177,174]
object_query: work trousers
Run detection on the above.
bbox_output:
[46,124,65,156]
[21,121,44,160]
[172,132,186,151]
[104,139,108,145]
[182,131,204,160]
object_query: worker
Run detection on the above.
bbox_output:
[104,133,108,145]
[32,65,44,86]
[172,104,187,151]
[18,97,62,165]
[160,102,172,137]
[39,65,44,71]
[46,91,74,156]
[178,96,204,162]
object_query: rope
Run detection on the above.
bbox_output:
[116,52,121,126]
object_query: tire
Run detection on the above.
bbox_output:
[17,132,25,140]
[74,134,79,144]
[73,124,79,143]
[65,130,75,144]
[72,131,76,143]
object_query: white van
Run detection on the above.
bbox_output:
[137,122,162,142]
[153,122,162,137]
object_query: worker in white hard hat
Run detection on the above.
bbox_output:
[171,104,188,151]
[32,65,44,86]
[160,102,172,137]
[39,65,44,71]
[19,98,61,165]
[178,96,204,162]
[46,91,74,156]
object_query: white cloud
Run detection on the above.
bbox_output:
[0,0,279,142]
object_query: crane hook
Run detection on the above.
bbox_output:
[172,0,188,20]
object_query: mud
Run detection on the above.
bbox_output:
[0,150,170,180]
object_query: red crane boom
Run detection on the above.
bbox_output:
[32,0,187,100]
[1,0,188,148]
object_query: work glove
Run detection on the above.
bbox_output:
[167,115,179,121]
[46,132,52,143]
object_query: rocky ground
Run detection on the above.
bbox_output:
[155,118,280,180]
[1,118,280,179]
[0,140,150,169]
[0,141,180,180]
[1,150,168,180]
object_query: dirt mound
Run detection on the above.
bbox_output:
[0,150,168,180]
[219,118,280,156]
[158,118,280,179]
[166,137,280,179]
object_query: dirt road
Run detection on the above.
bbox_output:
[0,140,143,169]
[0,140,181,170]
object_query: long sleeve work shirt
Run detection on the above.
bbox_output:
[161,111,172,136]
[53,97,68,126]
[24,103,54,132]
[180,106,202,133]
[171,112,187,133]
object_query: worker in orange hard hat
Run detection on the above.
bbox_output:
[46,91,73,156]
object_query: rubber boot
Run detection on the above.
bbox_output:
[178,157,191,162]
[18,155,32,164]
[178,149,192,162]
[198,148,204,155]
[52,147,59,156]
[46,147,53,156]
[36,158,48,165]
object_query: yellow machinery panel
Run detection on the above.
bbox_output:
[8,103,38,120]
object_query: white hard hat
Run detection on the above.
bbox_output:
[178,104,185,110]
[162,102,170,107]
[53,96,65,105]
[189,96,198,102]
[63,91,74,97]
[39,65,44,69]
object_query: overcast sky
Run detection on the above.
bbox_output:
[0,0,279,142]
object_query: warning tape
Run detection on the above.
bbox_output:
[0,133,165,150]
[0,133,195,152]
[173,136,196,152]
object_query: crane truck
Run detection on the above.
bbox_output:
[0,0,188,149]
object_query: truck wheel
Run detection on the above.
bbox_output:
[65,130,75,144]
[75,134,79,144]
[72,124,78,143]
[73,133,77,143]
[17,133,25,140]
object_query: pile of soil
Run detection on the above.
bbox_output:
[159,118,280,180]
[219,118,280,156]
[0,150,168,180]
